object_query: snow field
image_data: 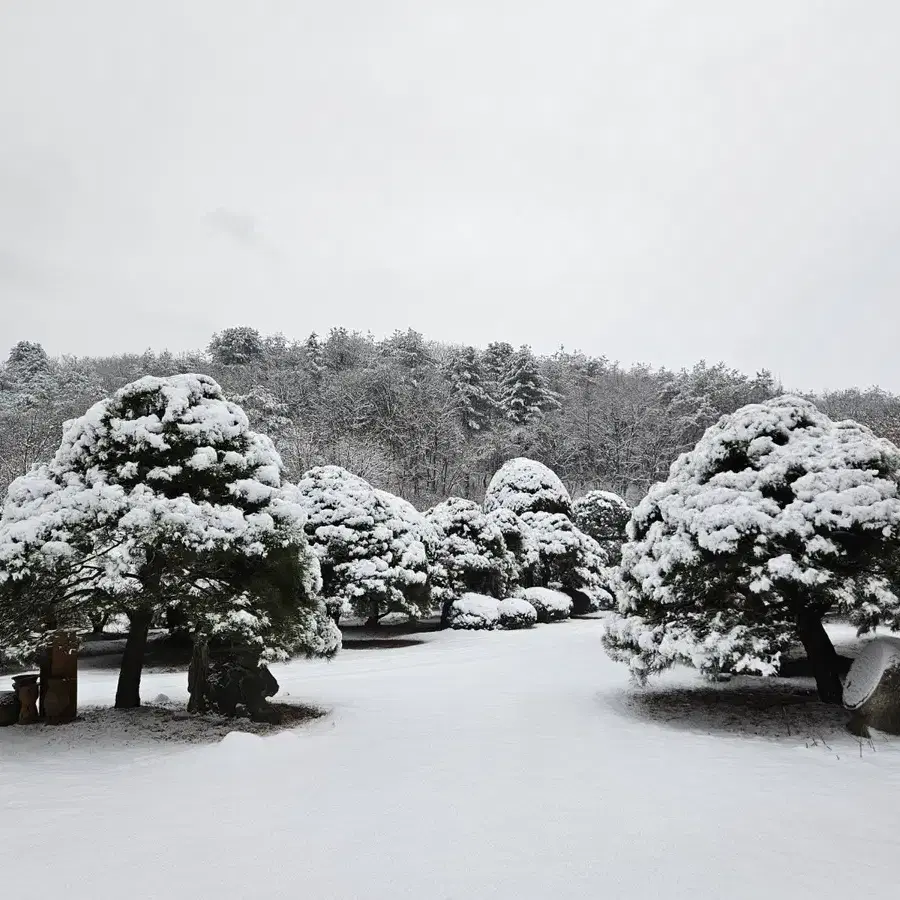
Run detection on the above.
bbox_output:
[2,620,900,900]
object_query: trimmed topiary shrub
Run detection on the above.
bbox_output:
[519,587,574,623]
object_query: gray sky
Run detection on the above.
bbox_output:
[2,1,899,390]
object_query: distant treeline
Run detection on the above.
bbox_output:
[2,327,899,507]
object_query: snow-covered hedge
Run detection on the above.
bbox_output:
[497,597,538,629]
[446,593,537,630]
[572,490,630,563]
[426,497,513,613]
[483,458,572,517]
[519,587,573,623]
[291,466,432,624]
[447,593,502,630]
[602,395,900,703]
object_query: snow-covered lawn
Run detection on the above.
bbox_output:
[2,620,900,899]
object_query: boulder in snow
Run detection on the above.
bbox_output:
[843,638,900,736]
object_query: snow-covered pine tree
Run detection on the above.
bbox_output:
[483,457,573,517]
[485,507,540,589]
[426,497,513,622]
[572,490,631,564]
[603,395,900,703]
[498,345,559,426]
[0,374,338,709]
[302,332,326,383]
[291,466,433,626]
[446,346,493,433]
[208,326,265,366]
[5,340,52,386]
[522,511,611,612]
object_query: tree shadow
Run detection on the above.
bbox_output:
[607,675,852,744]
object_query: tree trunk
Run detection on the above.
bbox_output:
[795,610,843,705]
[187,637,209,714]
[115,608,152,709]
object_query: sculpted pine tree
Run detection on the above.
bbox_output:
[292,466,433,626]
[0,374,338,709]
[572,490,631,564]
[426,498,513,621]
[603,396,900,703]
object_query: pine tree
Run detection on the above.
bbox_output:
[292,466,433,626]
[447,346,492,433]
[0,374,338,709]
[302,332,326,382]
[208,326,265,366]
[5,341,51,385]
[604,396,900,703]
[499,345,559,425]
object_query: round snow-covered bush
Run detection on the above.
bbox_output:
[522,511,610,612]
[497,597,538,629]
[483,458,572,517]
[603,395,900,704]
[844,638,900,736]
[486,507,540,589]
[291,467,432,625]
[426,498,513,617]
[572,490,630,563]
[519,587,573,623]
[447,593,502,630]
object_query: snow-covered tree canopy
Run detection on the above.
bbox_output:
[522,511,610,609]
[483,458,572,517]
[485,507,540,589]
[0,374,338,664]
[290,466,433,624]
[603,395,900,702]
[426,497,513,609]
[572,490,630,562]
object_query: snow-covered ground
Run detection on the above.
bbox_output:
[2,620,899,899]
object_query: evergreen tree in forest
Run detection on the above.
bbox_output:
[302,332,326,383]
[499,345,559,425]
[208,326,265,366]
[447,346,493,433]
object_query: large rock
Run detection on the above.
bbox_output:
[843,637,900,736]
[191,648,281,723]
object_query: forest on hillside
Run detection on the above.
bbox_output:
[2,326,899,508]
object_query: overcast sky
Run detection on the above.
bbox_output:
[2,1,899,390]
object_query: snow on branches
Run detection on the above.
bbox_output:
[290,466,433,624]
[426,497,513,613]
[0,374,338,668]
[483,458,572,517]
[603,395,900,701]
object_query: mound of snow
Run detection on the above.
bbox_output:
[520,587,573,622]
[497,597,537,629]
[843,638,900,709]
[447,594,502,630]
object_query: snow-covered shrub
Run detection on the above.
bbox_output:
[844,638,900,735]
[522,512,611,612]
[483,458,572,517]
[602,395,900,704]
[519,587,573,623]
[572,490,630,564]
[447,593,502,630]
[497,597,538,629]
[486,507,540,589]
[291,467,433,625]
[0,374,339,709]
[426,497,513,619]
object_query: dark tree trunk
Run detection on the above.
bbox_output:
[364,598,380,629]
[115,609,153,709]
[795,610,843,705]
[187,637,209,714]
